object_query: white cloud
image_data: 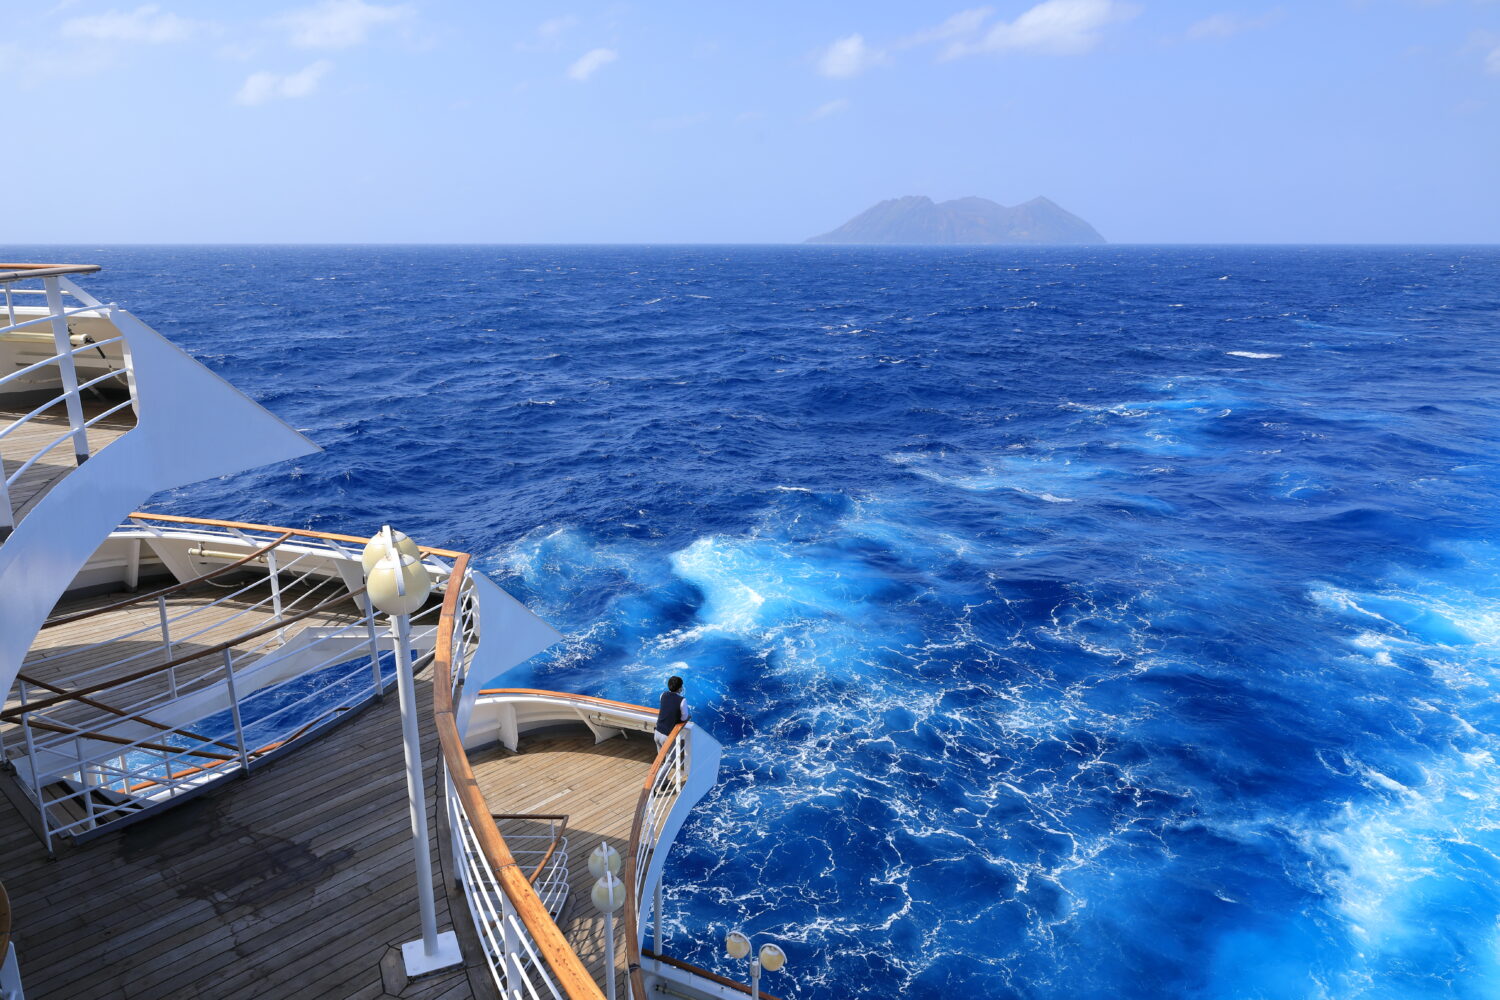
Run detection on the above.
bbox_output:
[276,0,410,49]
[538,15,579,38]
[1186,10,1282,41]
[568,47,617,82]
[807,98,850,121]
[817,34,885,78]
[61,4,201,43]
[898,7,995,49]
[946,0,1138,57]
[1487,44,1500,75]
[236,60,332,105]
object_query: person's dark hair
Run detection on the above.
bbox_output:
[667,675,683,693]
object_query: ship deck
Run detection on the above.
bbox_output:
[0,397,135,527]
[468,732,657,991]
[0,662,489,1000]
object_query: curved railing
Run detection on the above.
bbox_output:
[623,723,688,1000]
[0,271,136,539]
[1,514,462,848]
[431,555,607,1000]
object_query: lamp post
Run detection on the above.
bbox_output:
[590,843,624,1000]
[725,931,786,1000]
[364,526,462,978]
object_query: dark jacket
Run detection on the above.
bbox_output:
[656,691,685,735]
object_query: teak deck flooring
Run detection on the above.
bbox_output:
[0,587,657,999]
[0,398,135,526]
[0,663,491,1000]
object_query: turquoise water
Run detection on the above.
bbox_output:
[18,243,1500,998]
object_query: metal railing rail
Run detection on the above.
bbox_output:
[0,273,136,540]
[432,556,607,1000]
[624,723,689,1000]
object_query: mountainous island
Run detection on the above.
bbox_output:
[806,195,1105,245]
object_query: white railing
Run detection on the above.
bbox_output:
[0,517,461,851]
[434,562,604,1000]
[0,272,136,540]
[624,725,691,1000]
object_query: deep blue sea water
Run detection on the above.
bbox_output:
[13,244,1500,999]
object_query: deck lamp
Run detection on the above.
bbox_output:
[592,868,625,1000]
[724,931,786,1000]
[364,526,461,978]
[589,842,622,878]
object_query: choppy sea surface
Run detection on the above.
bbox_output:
[16,244,1500,999]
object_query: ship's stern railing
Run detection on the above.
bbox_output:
[0,265,135,542]
[433,558,608,1000]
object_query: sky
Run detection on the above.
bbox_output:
[3,0,1499,243]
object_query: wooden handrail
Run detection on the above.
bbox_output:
[624,722,686,1000]
[430,555,606,999]
[125,512,466,559]
[477,688,653,716]
[491,813,571,884]
[0,584,369,722]
[0,263,100,284]
[16,672,242,755]
[42,531,293,629]
[20,717,235,760]
[125,705,353,792]
[640,950,785,1000]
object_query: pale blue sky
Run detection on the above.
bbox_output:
[5,0,1499,243]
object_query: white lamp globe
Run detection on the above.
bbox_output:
[361,527,422,576]
[591,872,624,913]
[758,943,786,973]
[588,842,622,878]
[367,550,432,616]
[725,931,751,960]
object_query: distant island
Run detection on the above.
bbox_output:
[806,195,1105,245]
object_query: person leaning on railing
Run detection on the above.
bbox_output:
[654,674,690,750]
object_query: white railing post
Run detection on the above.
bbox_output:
[158,595,178,698]
[17,682,51,854]
[42,276,89,465]
[363,597,383,699]
[0,472,13,542]
[74,738,97,832]
[653,880,663,956]
[266,548,285,643]
[222,650,252,774]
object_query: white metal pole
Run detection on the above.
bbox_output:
[43,276,89,464]
[604,909,617,1000]
[750,959,761,1000]
[394,611,441,956]
[653,880,663,956]
[223,650,252,773]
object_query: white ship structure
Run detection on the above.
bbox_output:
[0,263,777,1000]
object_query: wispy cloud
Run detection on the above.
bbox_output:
[538,15,579,39]
[945,0,1139,58]
[817,34,885,78]
[897,7,994,49]
[1186,9,1283,41]
[568,47,617,82]
[1487,43,1500,75]
[276,0,411,49]
[236,59,332,105]
[61,4,203,43]
[807,98,850,121]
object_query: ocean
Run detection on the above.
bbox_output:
[16,243,1500,999]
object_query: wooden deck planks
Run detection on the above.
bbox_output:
[0,665,494,1000]
[0,399,135,526]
